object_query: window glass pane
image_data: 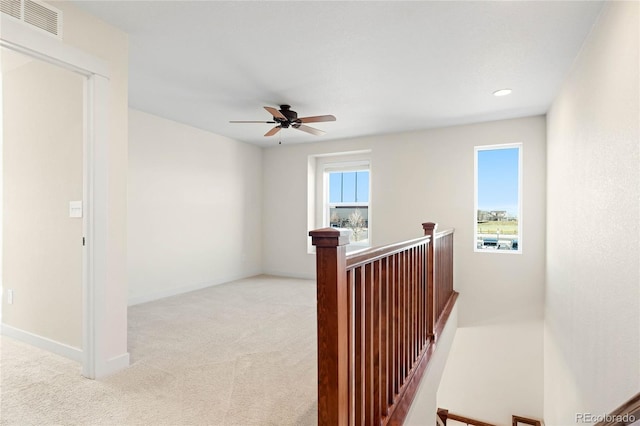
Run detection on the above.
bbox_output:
[324,164,370,247]
[476,147,520,251]
[329,173,342,203]
[342,172,356,203]
[356,171,369,202]
[329,206,369,243]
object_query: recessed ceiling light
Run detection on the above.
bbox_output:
[493,89,512,97]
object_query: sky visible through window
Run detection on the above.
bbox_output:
[329,171,369,203]
[477,148,519,216]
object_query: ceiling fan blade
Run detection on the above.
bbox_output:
[264,106,287,120]
[229,120,276,123]
[264,126,281,137]
[295,124,326,136]
[298,115,336,123]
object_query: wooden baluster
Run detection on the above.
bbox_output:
[410,248,415,364]
[390,254,398,399]
[395,252,403,394]
[372,260,382,424]
[309,228,351,426]
[420,243,426,347]
[414,247,419,358]
[380,257,389,417]
[422,222,437,339]
[364,263,373,424]
[399,250,406,384]
[418,245,427,352]
[355,266,365,425]
[348,269,355,425]
[403,249,410,377]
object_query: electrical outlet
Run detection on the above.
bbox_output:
[7,289,13,305]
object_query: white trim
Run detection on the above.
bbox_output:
[322,164,371,245]
[307,151,374,254]
[1,323,83,362]
[95,352,130,379]
[474,143,523,254]
[322,160,370,173]
[83,74,110,379]
[0,16,109,77]
[261,270,316,281]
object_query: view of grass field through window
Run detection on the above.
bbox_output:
[475,145,521,252]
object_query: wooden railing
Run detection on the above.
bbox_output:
[437,409,542,426]
[437,408,497,426]
[595,391,640,426]
[310,222,457,426]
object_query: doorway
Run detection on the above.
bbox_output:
[1,47,85,355]
[0,17,122,377]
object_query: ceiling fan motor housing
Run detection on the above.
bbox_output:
[276,105,299,128]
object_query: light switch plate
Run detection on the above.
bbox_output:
[69,201,83,218]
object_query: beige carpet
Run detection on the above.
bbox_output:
[0,275,318,425]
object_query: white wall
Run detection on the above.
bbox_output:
[545,2,639,424]
[405,304,458,426]
[128,109,262,304]
[263,116,547,423]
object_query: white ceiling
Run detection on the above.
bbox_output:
[72,1,604,147]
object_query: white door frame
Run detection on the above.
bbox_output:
[1,17,111,379]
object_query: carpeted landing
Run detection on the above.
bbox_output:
[0,275,318,425]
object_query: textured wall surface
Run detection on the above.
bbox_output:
[545,2,640,424]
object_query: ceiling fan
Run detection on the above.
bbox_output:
[230,105,336,137]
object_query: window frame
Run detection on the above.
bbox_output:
[308,151,372,254]
[323,161,371,249]
[474,143,523,254]
[322,165,371,251]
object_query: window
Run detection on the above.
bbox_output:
[474,144,522,253]
[327,169,370,245]
[308,152,372,253]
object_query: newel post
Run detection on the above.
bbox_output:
[309,227,351,426]
[422,222,437,338]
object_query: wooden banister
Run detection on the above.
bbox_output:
[439,410,543,426]
[438,408,498,426]
[311,222,457,426]
[595,391,640,426]
[512,415,542,426]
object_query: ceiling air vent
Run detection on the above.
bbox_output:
[0,0,21,19]
[0,0,62,39]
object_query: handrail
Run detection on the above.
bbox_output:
[436,228,455,238]
[595,391,640,426]
[346,235,431,269]
[310,221,456,426]
[512,415,543,426]
[438,408,498,426]
[439,409,544,426]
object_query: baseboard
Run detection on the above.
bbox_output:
[128,271,263,306]
[94,352,130,379]
[261,270,316,280]
[1,323,82,362]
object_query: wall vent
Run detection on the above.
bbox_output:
[0,0,62,39]
[0,0,21,19]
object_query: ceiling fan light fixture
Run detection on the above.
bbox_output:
[493,88,513,97]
